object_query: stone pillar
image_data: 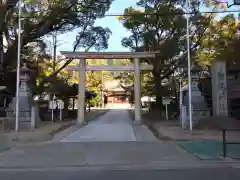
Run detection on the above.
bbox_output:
[134,58,141,123]
[77,59,86,124]
[211,60,228,116]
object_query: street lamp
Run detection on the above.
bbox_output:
[186,0,193,131]
[15,0,23,132]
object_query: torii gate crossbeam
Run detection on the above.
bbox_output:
[61,51,157,124]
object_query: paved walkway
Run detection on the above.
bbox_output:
[61,110,156,142]
[0,111,206,169]
[0,141,198,168]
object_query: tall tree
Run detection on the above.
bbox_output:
[119,0,210,106]
[0,0,113,93]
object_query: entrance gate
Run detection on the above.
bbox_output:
[61,51,156,124]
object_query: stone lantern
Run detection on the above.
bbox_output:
[6,63,41,130]
[181,65,210,128]
[19,63,31,96]
[191,66,202,97]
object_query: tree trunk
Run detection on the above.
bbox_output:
[153,72,163,109]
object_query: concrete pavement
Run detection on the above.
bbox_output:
[0,109,200,169]
[0,141,198,168]
[61,110,156,142]
[1,109,239,175]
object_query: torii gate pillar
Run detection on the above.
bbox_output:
[134,58,141,123]
[77,59,86,124]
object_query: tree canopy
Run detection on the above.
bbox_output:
[196,14,240,67]
[0,0,113,93]
[118,0,212,105]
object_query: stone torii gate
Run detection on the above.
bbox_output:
[61,51,156,124]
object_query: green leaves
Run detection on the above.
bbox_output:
[196,14,240,66]
[119,0,187,69]
[74,26,111,51]
[3,0,113,61]
[118,0,216,104]
[1,0,114,94]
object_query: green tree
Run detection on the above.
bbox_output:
[196,14,240,67]
[118,0,211,107]
[1,0,113,93]
[195,14,240,106]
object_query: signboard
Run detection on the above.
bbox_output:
[49,100,64,109]
[162,98,171,105]
[57,100,64,110]
[162,97,171,120]
[49,100,57,109]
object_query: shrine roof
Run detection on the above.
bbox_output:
[61,51,158,59]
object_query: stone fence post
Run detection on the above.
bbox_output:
[211,60,228,116]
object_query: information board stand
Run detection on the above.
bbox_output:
[162,98,171,120]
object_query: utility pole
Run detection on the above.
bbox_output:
[186,0,193,131]
[15,0,22,132]
[52,31,57,72]
[0,0,6,67]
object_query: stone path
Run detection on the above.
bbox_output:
[61,110,138,142]
[0,110,201,169]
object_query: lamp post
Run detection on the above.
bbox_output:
[186,0,193,131]
[15,0,22,132]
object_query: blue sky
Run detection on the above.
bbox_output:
[55,0,240,54]
[56,0,139,54]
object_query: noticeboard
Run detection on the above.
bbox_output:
[57,100,64,109]
[162,98,171,105]
[48,100,64,109]
[49,100,57,109]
